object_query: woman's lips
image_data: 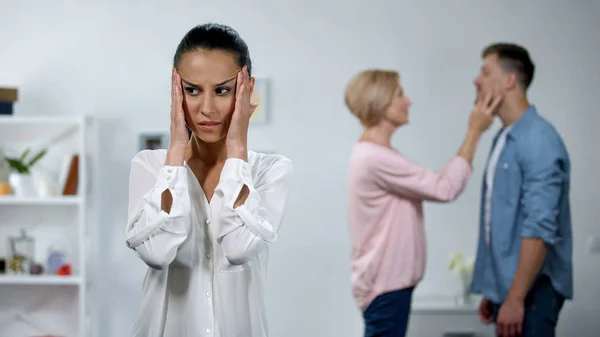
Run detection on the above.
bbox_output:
[198,121,221,132]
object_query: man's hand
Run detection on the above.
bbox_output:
[477,297,494,325]
[496,296,524,337]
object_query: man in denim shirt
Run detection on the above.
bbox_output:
[469,43,573,337]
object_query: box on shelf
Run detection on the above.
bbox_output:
[0,87,18,115]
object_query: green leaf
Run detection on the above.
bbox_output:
[20,148,30,162]
[28,149,47,167]
[5,157,30,174]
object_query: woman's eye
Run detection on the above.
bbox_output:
[185,87,199,95]
[216,87,230,95]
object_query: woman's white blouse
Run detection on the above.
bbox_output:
[125,149,294,337]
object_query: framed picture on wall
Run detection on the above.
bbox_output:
[138,132,169,151]
[250,77,270,125]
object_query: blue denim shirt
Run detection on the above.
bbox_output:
[469,105,573,304]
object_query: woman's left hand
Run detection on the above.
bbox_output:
[227,65,258,160]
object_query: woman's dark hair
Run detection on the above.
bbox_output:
[173,23,252,76]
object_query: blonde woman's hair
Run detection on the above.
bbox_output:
[344,69,399,127]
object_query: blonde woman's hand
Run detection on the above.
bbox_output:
[165,68,189,166]
[469,89,503,133]
[227,66,258,160]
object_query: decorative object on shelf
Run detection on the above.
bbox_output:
[0,148,11,195]
[56,263,72,276]
[138,132,169,152]
[0,87,18,115]
[47,246,67,274]
[9,228,36,274]
[448,252,475,305]
[0,257,5,274]
[4,147,47,197]
[250,77,270,125]
[30,262,44,275]
[8,257,24,274]
[57,153,79,195]
[0,182,10,195]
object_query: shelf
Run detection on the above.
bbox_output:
[411,295,480,314]
[0,116,83,144]
[0,116,84,124]
[0,196,82,206]
[0,275,82,285]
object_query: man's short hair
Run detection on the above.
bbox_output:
[482,43,535,91]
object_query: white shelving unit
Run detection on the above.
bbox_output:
[0,116,90,337]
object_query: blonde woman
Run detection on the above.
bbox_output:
[345,69,502,336]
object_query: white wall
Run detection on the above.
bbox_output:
[1,1,599,336]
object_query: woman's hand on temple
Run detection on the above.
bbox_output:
[165,68,189,166]
[227,66,258,161]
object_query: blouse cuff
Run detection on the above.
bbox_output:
[216,158,255,209]
[125,165,190,248]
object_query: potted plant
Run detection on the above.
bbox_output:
[4,148,47,196]
[448,252,475,305]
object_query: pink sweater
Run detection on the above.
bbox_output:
[347,142,472,311]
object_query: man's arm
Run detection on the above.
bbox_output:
[507,239,548,301]
[507,137,566,301]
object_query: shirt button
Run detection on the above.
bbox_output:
[166,176,171,181]
[206,292,211,297]
[205,219,211,225]
[206,253,211,259]
[206,328,211,334]
[167,169,172,173]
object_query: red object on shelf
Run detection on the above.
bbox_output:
[56,264,71,276]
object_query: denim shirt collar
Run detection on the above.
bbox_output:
[506,105,537,139]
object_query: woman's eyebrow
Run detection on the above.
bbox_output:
[180,68,242,88]
[180,73,240,88]
[181,78,200,87]
[215,69,241,86]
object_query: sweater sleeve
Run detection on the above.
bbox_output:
[373,152,472,202]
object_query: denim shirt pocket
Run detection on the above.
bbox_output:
[493,156,522,206]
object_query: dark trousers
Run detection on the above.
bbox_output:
[362,287,414,337]
[491,275,565,337]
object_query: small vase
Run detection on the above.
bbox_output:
[8,172,37,197]
[456,273,472,305]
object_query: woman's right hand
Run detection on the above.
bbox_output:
[456,89,503,164]
[469,89,503,133]
[165,68,189,166]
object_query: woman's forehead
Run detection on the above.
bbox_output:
[179,49,239,85]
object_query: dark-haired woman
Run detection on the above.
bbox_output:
[125,23,294,337]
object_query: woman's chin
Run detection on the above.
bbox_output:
[194,132,225,144]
